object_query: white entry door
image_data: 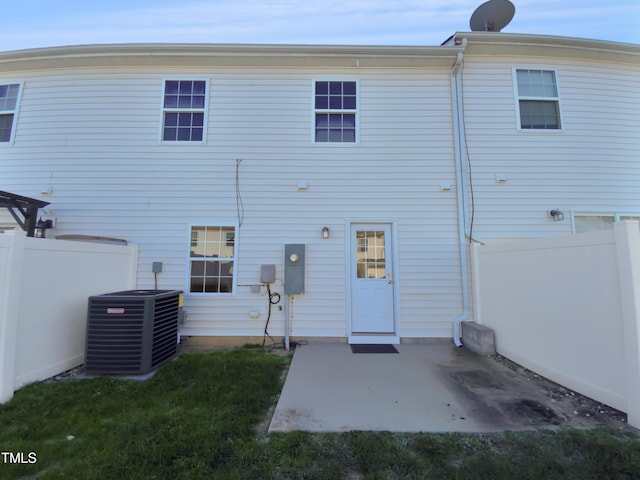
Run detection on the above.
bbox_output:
[350,223,395,335]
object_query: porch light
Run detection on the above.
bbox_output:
[322,226,330,239]
[35,218,53,238]
[549,209,564,221]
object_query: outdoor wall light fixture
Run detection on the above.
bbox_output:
[548,209,564,221]
[322,226,330,239]
[35,218,53,238]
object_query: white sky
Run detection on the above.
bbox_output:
[2,0,639,52]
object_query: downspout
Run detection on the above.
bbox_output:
[450,39,469,347]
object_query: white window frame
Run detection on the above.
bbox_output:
[160,79,209,144]
[312,79,359,145]
[513,68,563,132]
[0,82,23,145]
[186,223,238,296]
[571,211,640,234]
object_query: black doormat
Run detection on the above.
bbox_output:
[350,344,399,354]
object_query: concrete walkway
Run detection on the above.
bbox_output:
[269,342,567,433]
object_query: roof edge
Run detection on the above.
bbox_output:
[451,31,640,64]
[1,33,638,71]
[0,43,463,71]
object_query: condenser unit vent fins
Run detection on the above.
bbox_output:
[85,290,182,375]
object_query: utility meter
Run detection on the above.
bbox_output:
[284,244,305,294]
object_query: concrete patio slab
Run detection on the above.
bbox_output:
[269,342,572,433]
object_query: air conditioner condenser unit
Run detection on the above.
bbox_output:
[85,289,182,375]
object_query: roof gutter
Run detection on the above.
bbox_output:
[0,43,462,72]
[450,38,469,348]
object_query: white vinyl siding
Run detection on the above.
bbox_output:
[461,58,640,240]
[2,40,638,340]
[1,69,458,339]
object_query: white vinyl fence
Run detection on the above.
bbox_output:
[0,230,138,403]
[472,220,640,429]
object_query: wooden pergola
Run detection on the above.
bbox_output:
[0,190,50,237]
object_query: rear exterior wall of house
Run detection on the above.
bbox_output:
[460,54,640,240]
[0,64,463,340]
[1,37,639,342]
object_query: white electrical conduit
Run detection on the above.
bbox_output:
[284,295,291,351]
[450,40,470,348]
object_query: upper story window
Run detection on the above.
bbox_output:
[515,69,561,130]
[162,80,207,142]
[188,225,236,294]
[0,83,21,143]
[314,81,357,143]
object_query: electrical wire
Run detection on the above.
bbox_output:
[458,59,477,244]
[235,158,245,228]
[261,286,307,351]
[262,284,280,348]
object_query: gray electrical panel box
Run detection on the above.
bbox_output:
[284,244,305,294]
[260,264,276,283]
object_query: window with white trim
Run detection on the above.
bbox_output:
[574,215,614,233]
[0,83,21,143]
[515,69,561,130]
[314,81,357,143]
[162,80,206,142]
[188,225,236,293]
[574,213,640,233]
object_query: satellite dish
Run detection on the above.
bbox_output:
[470,0,515,32]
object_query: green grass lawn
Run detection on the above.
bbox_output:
[1,346,639,479]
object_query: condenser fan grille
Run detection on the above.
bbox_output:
[85,290,182,374]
